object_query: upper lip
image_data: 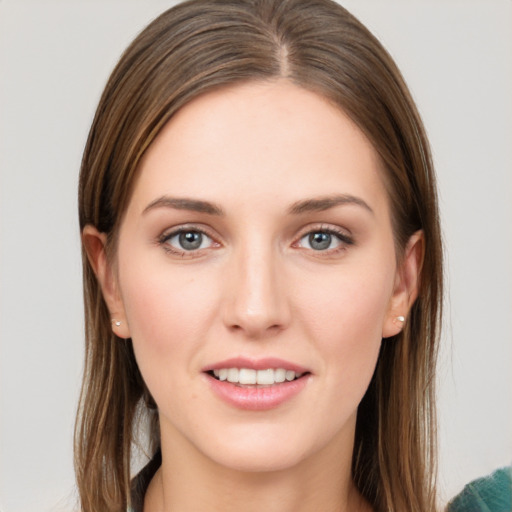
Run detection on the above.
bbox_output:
[202,357,309,374]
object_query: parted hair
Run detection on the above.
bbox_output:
[76,1,443,511]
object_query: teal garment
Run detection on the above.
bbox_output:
[447,466,512,512]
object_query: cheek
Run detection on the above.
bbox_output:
[117,258,224,412]
[118,253,220,360]
[296,263,394,379]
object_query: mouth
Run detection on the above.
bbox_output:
[203,358,311,409]
[206,368,307,387]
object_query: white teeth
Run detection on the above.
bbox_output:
[285,370,296,381]
[256,369,274,385]
[227,368,239,383]
[238,368,257,384]
[274,368,286,383]
[211,368,303,385]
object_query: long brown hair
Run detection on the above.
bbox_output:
[76,1,443,510]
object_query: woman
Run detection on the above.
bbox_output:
[75,0,442,511]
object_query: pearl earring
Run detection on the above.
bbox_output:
[396,315,405,323]
[111,319,121,327]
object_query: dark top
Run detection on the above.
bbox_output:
[129,450,161,512]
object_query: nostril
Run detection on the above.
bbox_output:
[228,322,283,338]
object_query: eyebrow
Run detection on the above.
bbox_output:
[143,196,224,216]
[288,194,374,215]
[142,194,373,217]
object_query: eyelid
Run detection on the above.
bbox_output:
[296,223,353,240]
[293,224,354,252]
[158,224,221,256]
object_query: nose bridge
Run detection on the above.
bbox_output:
[224,236,289,337]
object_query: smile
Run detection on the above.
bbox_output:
[204,359,311,410]
[210,368,304,386]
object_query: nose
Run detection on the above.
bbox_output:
[222,244,291,339]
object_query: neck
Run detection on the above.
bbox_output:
[144,421,372,512]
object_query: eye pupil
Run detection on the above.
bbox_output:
[179,231,202,250]
[309,232,331,250]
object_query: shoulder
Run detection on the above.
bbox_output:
[447,466,512,512]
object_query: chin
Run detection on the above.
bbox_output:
[193,420,347,475]
[207,442,310,474]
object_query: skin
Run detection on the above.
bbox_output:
[84,80,422,512]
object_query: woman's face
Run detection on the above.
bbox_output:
[98,81,418,473]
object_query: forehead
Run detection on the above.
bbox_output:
[130,80,389,216]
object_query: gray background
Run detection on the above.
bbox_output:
[1,1,511,510]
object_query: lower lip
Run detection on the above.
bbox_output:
[205,374,310,411]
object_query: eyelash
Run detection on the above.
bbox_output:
[157,224,354,258]
[158,226,219,257]
[294,225,354,255]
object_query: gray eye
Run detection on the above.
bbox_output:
[308,232,332,250]
[298,231,344,251]
[179,231,203,250]
[165,230,212,251]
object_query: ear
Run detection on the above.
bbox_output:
[82,225,131,339]
[382,230,424,338]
